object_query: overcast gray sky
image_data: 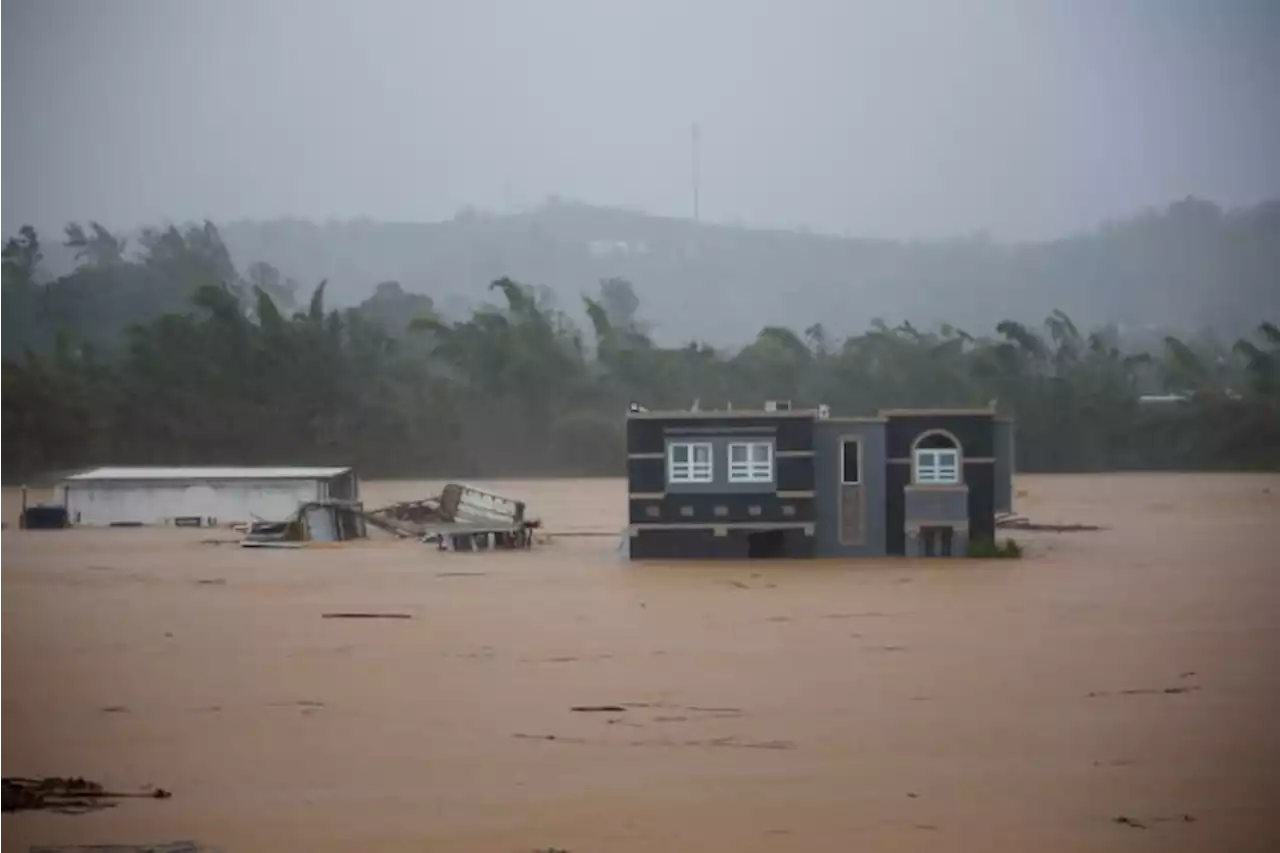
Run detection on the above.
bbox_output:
[5,0,1279,240]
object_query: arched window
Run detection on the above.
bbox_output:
[912,431,962,484]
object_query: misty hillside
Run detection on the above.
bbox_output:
[205,197,1279,343]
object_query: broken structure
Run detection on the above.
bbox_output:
[240,499,368,545]
[367,483,539,551]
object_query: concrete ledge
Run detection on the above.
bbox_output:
[630,522,815,535]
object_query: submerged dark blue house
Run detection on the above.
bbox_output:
[626,403,1014,559]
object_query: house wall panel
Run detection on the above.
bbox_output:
[904,485,970,526]
[66,479,323,525]
[965,462,997,544]
[814,421,887,557]
[628,458,666,493]
[885,413,995,459]
[629,493,814,525]
[628,414,814,454]
[994,420,1015,514]
[630,527,814,559]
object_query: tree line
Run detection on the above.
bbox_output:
[3,222,1278,482]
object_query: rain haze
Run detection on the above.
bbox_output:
[5,0,1280,239]
[6,5,1280,852]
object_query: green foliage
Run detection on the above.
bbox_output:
[968,537,1024,559]
[3,219,1280,482]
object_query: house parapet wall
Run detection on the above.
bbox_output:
[904,484,970,529]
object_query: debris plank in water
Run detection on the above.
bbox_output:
[570,705,627,712]
[321,612,413,620]
[3,777,171,815]
[29,840,212,845]
[996,514,1103,532]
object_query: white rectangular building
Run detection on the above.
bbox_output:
[61,466,359,527]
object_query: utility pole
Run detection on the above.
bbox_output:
[691,122,701,222]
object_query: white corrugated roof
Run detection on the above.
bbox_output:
[65,466,352,482]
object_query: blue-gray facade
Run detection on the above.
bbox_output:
[627,406,1014,560]
[813,419,888,557]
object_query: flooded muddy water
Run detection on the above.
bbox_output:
[4,474,1280,852]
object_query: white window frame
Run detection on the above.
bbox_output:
[914,448,961,484]
[667,441,713,483]
[727,441,774,483]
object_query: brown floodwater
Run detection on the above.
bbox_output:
[3,474,1279,852]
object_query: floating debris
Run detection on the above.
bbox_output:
[512,733,586,744]
[997,513,1103,532]
[29,844,211,853]
[3,777,170,815]
[570,705,627,713]
[707,736,796,750]
[368,484,542,551]
[321,612,413,620]
[1088,685,1200,698]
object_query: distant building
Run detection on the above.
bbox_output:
[1138,393,1191,405]
[60,466,359,528]
[625,404,1014,558]
[587,239,650,257]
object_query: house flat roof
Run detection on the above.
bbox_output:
[876,407,998,417]
[628,406,1004,420]
[65,466,353,482]
[627,409,818,419]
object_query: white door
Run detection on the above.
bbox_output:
[305,506,337,541]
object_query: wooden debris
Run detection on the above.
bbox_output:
[321,612,413,620]
[685,706,743,713]
[1088,685,1200,698]
[512,733,586,744]
[996,514,1103,532]
[707,736,796,750]
[367,497,446,532]
[3,777,171,815]
[370,485,542,551]
[570,705,627,712]
[29,840,212,845]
